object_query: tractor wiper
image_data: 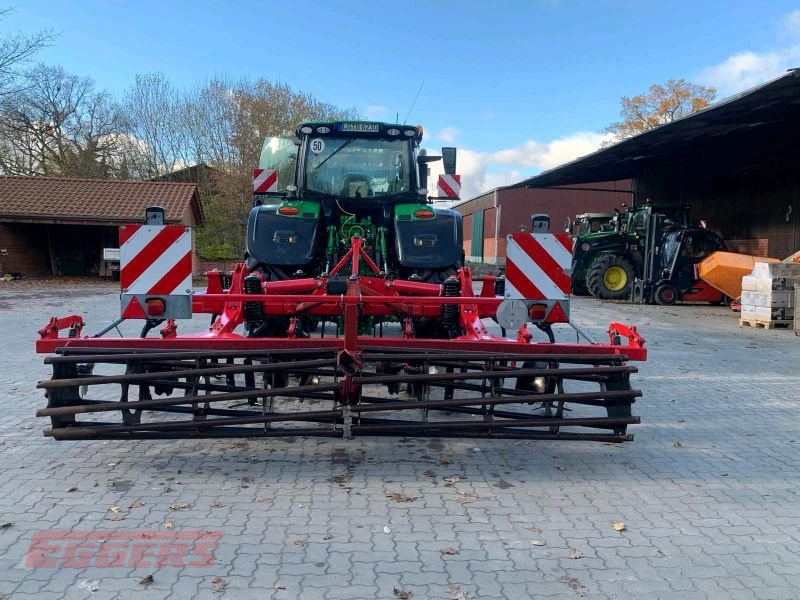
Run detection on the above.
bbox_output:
[312,138,355,172]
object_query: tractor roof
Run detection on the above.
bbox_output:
[295,121,423,142]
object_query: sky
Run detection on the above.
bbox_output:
[5,0,800,198]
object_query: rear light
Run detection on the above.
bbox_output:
[278,206,300,216]
[528,303,547,321]
[145,298,166,316]
[414,209,435,219]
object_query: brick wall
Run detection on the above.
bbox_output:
[195,258,239,276]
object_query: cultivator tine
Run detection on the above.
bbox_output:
[36,346,641,442]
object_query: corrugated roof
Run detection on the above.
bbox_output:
[514,70,800,188]
[0,175,204,225]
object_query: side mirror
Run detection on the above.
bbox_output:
[564,217,573,233]
[441,147,457,175]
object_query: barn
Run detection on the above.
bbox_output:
[0,176,203,278]
[452,180,631,264]
[516,71,800,259]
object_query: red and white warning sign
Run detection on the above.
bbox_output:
[506,232,572,301]
[119,224,192,319]
[437,174,461,198]
[253,168,278,193]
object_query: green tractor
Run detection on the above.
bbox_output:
[244,121,464,336]
[571,205,690,299]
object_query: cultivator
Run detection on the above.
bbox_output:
[35,236,646,442]
[34,120,647,443]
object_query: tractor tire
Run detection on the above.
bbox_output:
[654,282,679,306]
[586,255,636,300]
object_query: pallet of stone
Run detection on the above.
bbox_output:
[741,275,797,293]
[740,290,794,309]
[739,317,793,330]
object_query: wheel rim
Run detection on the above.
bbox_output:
[603,266,627,291]
[660,288,676,303]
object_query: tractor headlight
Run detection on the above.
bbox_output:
[532,376,547,394]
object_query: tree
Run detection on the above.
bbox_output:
[0,7,57,96]
[119,72,188,179]
[604,79,717,142]
[177,77,357,257]
[0,64,125,177]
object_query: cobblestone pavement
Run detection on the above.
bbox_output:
[1,281,799,599]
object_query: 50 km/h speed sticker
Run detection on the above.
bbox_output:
[310,138,325,154]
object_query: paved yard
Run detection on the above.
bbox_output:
[1,280,799,599]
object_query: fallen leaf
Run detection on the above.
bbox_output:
[393,588,412,599]
[612,521,626,532]
[443,475,461,484]
[211,502,225,508]
[255,496,268,503]
[79,580,100,593]
[531,540,546,546]
[66,486,77,492]
[448,584,472,599]
[169,502,192,511]
[456,492,477,504]
[138,574,154,586]
[569,548,583,559]
[439,455,452,465]
[527,527,541,534]
[323,533,333,540]
[164,520,174,530]
[385,491,418,503]
[273,583,286,590]
[555,464,566,471]
[0,522,12,529]
[129,500,144,509]
[383,526,392,534]
[293,539,305,547]
[211,576,227,593]
[109,515,125,522]
[422,470,436,478]
[673,441,682,448]
[440,547,459,555]
[108,506,121,513]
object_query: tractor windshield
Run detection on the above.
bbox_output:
[304,137,411,198]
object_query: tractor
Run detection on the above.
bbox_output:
[33,121,647,444]
[571,204,693,299]
[246,122,464,338]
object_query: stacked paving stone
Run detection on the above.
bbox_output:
[740,261,800,327]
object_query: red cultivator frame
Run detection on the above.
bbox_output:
[36,228,646,443]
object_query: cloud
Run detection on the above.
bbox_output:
[435,126,459,143]
[425,130,610,199]
[364,105,389,119]
[698,11,800,96]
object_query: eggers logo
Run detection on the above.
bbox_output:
[26,530,222,569]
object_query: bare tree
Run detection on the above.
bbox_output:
[0,64,124,177]
[0,6,57,96]
[119,72,188,178]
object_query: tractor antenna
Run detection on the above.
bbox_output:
[402,81,424,124]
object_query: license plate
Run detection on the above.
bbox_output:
[339,122,380,133]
